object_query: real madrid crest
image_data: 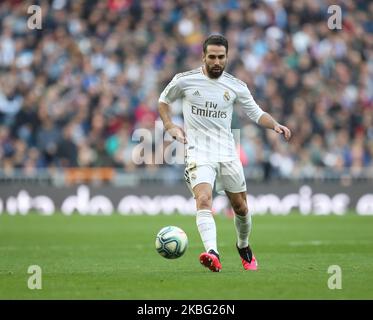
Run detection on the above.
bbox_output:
[223,91,230,102]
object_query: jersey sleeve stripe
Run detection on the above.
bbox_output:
[175,68,201,79]
[223,73,247,87]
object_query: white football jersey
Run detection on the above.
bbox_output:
[159,66,265,163]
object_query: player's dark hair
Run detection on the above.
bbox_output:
[203,34,228,54]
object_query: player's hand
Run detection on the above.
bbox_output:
[166,124,187,144]
[274,124,292,141]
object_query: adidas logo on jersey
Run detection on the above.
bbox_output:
[193,90,201,96]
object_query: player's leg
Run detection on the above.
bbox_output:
[225,191,258,270]
[220,160,258,270]
[193,182,222,272]
[184,163,221,272]
[193,182,217,254]
[225,190,250,248]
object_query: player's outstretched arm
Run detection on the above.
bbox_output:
[158,102,187,144]
[258,112,292,141]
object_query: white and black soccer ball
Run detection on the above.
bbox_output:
[155,226,188,259]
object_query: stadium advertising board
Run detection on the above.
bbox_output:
[0,183,372,216]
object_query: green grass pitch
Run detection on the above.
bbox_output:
[0,213,372,299]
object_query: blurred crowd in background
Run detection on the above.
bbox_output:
[0,0,372,181]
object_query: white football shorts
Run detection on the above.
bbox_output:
[184,158,247,196]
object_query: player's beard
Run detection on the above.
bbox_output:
[205,64,225,79]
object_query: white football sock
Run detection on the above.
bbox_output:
[234,213,252,249]
[196,209,218,254]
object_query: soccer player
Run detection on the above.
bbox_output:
[158,35,291,272]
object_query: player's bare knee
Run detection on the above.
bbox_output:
[232,202,248,216]
[196,193,212,209]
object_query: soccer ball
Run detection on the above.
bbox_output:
[155,226,188,259]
